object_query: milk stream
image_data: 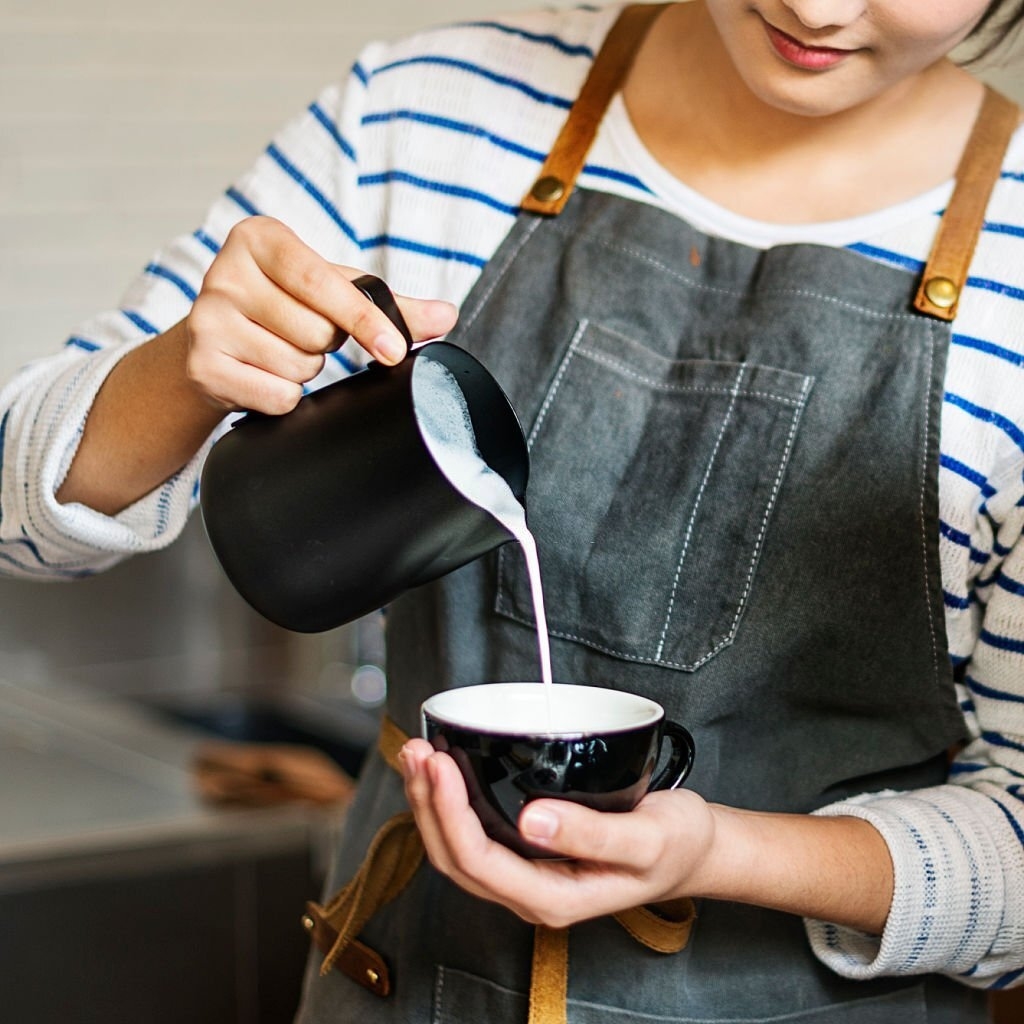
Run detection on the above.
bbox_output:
[415,360,553,694]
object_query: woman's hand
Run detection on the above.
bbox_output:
[185,216,458,415]
[399,737,717,928]
[57,216,457,514]
[400,737,895,934]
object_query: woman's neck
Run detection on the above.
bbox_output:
[623,2,987,224]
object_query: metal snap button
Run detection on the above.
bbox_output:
[531,175,566,202]
[923,276,959,309]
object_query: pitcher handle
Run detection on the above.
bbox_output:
[352,274,414,358]
[649,721,695,792]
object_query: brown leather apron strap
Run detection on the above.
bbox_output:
[529,926,570,1024]
[303,811,423,985]
[613,897,697,953]
[378,710,409,771]
[914,85,1020,321]
[522,7,1018,315]
[528,902,697,1024]
[301,719,428,993]
[302,909,394,996]
[520,3,666,215]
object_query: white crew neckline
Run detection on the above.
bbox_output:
[602,92,960,250]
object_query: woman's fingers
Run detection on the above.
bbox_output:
[518,796,666,870]
[184,216,458,414]
[231,218,457,362]
[401,739,718,928]
[521,789,714,880]
[239,220,403,361]
[313,267,458,362]
[188,291,324,380]
[191,349,307,416]
[403,743,529,888]
[401,742,639,926]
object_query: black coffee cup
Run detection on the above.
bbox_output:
[421,682,695,859]
[199,276,529,633]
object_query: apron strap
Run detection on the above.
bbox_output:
[379,708,410,767]
[520,3,666,215]
[300,719,422,995]
[913,85,1020,321]
[529,927,570,1024]
[302,810,424,995]
[521,5,1020,322]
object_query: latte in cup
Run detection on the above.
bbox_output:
[421,682,695,859]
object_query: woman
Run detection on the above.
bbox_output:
[2,2,1023,1020]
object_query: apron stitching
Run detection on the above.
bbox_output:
[496,336,813,668]
[576,346,806,404]
[459,216,543,332]
[500,372,812,672]
[433,965,445,1024]
[722,372,816,650]
[527,318,589,449]
[551,218,927,322]
[767,286,923,322]
[495,319,588,620]
[655,364,747,661]
[917,325,943,685]
[494,606,723,670]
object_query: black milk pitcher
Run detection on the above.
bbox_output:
[199,275,529,633]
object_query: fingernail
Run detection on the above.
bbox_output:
[426,755,443,785]
[374,332,406,365]
[520,805,559,841]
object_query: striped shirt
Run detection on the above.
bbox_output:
[1,3,1022,989]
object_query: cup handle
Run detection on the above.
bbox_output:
[351,274,414,359]
[648,721,695,792]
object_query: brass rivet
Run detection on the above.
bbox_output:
[366,968,380,986]
[531,175,565,203]
[301,914,315,932]
[924,276,959,309]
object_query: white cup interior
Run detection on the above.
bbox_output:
[421,682,663,736]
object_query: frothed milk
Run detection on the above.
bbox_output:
[414,360,553,690]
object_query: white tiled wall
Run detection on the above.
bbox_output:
[0,0,562,380]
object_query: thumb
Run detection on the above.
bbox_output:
[518,798,642,864]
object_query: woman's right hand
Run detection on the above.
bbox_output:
[56,216,458,515]
[184,216,458,415]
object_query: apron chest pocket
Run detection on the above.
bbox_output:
[496,319,814,672]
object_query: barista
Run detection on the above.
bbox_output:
[2,3,1024,1022]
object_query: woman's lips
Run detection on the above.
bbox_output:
[763,20,855,70]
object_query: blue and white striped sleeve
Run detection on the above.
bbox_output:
[0,57,377,579]
[805,510,1024,988]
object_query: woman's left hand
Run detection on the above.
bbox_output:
[399,737,717,928]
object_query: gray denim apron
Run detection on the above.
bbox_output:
[296,8,1017,1023]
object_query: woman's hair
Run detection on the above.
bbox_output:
[965,0,1024,62]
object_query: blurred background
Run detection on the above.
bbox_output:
[1,1,1023,1022]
